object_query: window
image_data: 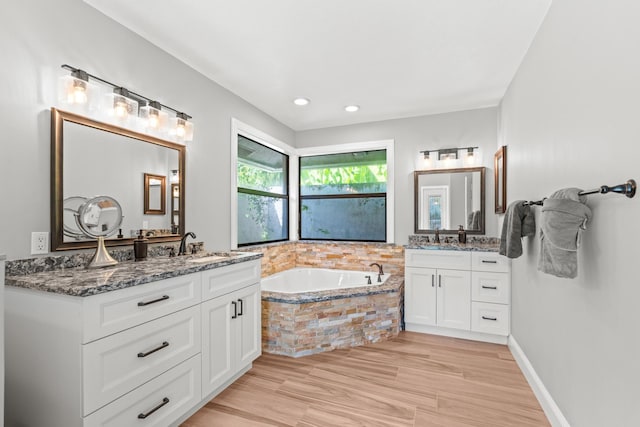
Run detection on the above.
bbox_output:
[236,135,289,246]
[300,149,387,241]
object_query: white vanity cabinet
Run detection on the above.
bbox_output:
[201,262,261,399]
[405,249,511,344]
[5,257,262,427]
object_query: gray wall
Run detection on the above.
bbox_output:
[296,108,499,244]
[499,0,640,425]
[0,0,294,259]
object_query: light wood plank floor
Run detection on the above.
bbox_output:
[182,332,550,426]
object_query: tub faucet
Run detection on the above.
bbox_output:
[178,231,196,256]
[370,263,384,282]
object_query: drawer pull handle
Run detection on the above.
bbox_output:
[438,275,442,288]
[481,260,498,264]
[231,301,238,319]
[482,316,498,321]
[431,275,435,287]
[137,295,170,307]
[481,285,498,290]
[137,397,170,419]
[137,341,169,358]
[238,299,244,316]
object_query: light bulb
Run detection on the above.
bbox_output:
[176,119,186,137]
[148,111,159,128]
[114,100,128,118]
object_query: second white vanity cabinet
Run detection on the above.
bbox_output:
[405,248,511,344]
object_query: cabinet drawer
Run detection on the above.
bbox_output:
[471,272,510,304]
[84,354,201,427]
[201,260,260,301]
[83,306,201,415]
[82,273,201,343]
[471,252,510,272]
[471,302,510,336]
[405,249,471,270]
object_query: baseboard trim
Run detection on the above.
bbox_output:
[405,323,508,344]
[508,335,570,427]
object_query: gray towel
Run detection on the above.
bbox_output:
[537,188,592,278]
[499,200,536,258]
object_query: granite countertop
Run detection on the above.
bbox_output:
[5,252,262,297]
[261,274,404,304]
[404,243,499,252]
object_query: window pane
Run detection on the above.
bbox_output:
[300,150,386,196]
[238,135,287,195]
[238,193,288,245]
[428,195,442,229]
[300,197,385,241]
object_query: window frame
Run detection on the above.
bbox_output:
[297,140,395,243]
[231,118,297,248]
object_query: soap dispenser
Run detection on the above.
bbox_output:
[133,229,148,261]
[457,225,467,244]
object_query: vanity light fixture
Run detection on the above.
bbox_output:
[419,146,479,168]
[170,169,179,184]
[345,105,360,112]
[59,64,194,143]
[293,97,310,106]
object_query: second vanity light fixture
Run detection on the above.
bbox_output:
[58,64,194,142]
[419,146,480,169]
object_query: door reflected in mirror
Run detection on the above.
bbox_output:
[144,173,166,215]
[414,167,485,235]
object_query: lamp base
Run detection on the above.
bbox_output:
[87,236,118,268]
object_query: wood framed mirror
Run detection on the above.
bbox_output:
[414,167,486,235]
[143,173,166,215]
[51,108,186,251]
[494,146,507,214]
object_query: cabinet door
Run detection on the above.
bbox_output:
[201,293,234,397]
[436,269,471,330]
[235,283,261,368]
[404,267,437,327]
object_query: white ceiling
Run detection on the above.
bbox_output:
[84,0,551,131]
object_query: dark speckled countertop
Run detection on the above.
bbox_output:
[5,252,262,297]
[405,243,499,252]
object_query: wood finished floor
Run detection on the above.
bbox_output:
[182,332,550,427]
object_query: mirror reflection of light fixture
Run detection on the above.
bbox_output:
[170,169,179,184]
[58,65,194,143]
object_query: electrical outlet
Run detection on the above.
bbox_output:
[31,232,49,255]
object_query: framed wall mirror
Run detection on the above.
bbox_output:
[494,146,507,214]
[414,167,486,235]
[51,108,186,251]
[143,173,166,215]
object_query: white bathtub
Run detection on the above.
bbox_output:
[261,267,389,293]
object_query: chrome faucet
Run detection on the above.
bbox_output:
[178,232,196,256]
[369,263,384,282]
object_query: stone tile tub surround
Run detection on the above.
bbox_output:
[262,274,403,357]
[244,241,406,277]
[5,249,261,297]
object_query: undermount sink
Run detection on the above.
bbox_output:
[186,252,235,263]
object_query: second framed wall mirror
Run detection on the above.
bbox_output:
[414,167,486,235]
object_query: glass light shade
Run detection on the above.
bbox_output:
[169,116,194,142]
[139,105,168,135]
[170,169,179,183]
[102,93,138,127]
[58,75,100,113]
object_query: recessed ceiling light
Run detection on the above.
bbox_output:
[293,97,310,106]
[344,105,360,112]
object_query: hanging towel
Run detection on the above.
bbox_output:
[537,188,592,279]
[499,200,536,258]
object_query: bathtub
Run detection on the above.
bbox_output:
[261,267,403,357]
[261,267,390,293]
